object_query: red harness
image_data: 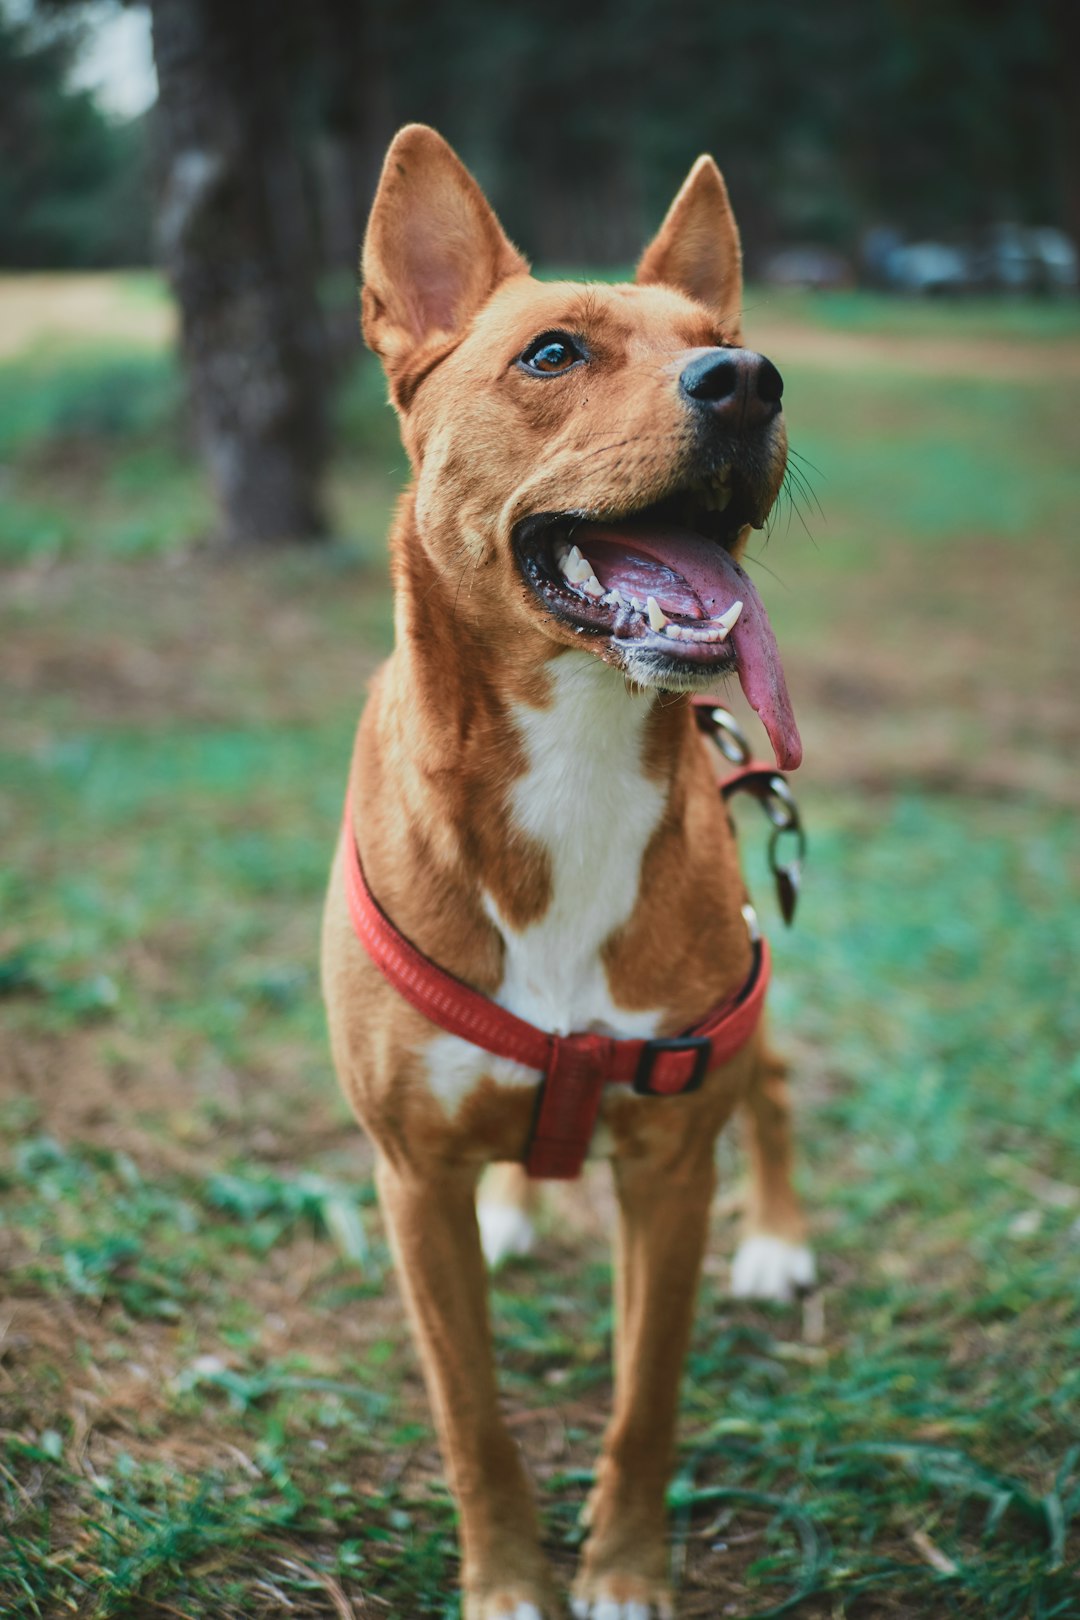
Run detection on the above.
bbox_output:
[342,701,801,1179]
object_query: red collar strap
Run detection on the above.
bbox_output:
[341,799,769,1178]
[342,701,792,1180]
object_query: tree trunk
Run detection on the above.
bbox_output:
[147,0,327,545]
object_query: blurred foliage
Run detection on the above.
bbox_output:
[359,0,1075,260]
[0,9,151,267]
[3,0,1077,272]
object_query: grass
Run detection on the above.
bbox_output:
[752,287,1080,342]
[779,368,1079,546]
[0,276,1078,1618]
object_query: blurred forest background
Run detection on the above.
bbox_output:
[2,3,1079,1618]
[2,0,1079,541]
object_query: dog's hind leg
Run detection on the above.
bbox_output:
[477,1161,537,1268]
[376,1156,558,1620]
[730,1041,816,1303]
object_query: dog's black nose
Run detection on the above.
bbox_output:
[679,348,783,430]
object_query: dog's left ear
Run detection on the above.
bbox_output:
[636,156,743,340]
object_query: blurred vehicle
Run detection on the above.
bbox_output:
[868,225,1078,296]
[761,246,854,289]
[976,224,1078,293]
[882,240,970,295]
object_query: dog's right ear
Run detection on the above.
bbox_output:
[362,125,528,390]
[636,156,743,340]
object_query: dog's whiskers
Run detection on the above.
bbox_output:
[784,452,825,519]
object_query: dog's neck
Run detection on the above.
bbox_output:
[388,512,688,828]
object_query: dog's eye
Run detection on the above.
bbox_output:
[518,333,583,376]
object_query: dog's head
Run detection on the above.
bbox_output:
[362,125,800,769]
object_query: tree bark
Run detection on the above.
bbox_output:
[148,0,327,545]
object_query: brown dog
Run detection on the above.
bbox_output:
[322,125,814,1620]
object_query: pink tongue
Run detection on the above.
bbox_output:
[583,524,802,770]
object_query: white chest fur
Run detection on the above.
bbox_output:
[422,654,666,1113]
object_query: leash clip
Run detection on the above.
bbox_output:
[768,820,806,926]
[694,700,807,927]
[695,704,753,764]
[757,773,806,925]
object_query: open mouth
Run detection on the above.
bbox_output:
[515,468,802,770]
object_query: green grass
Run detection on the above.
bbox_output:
[0,279,1078,1617]
[756,287,1080,342]
[0,349,181,457]
[0,345,208,561]
[778,368,1080,552]
[0,336,402,563]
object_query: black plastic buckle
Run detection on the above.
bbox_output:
[633,1035,712,1096]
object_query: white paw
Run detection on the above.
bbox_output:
[472,1594,549,1620]
[477,1200,536,1268]
[572,1601,656,1620]
[730,1234,816,1303]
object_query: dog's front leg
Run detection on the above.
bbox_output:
[375,1156,557,1620]
[573,1141,716,1619]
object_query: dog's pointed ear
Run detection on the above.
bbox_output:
[362,125,528,376]
[636,156,743,339]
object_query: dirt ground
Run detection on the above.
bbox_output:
[0,273,175,359]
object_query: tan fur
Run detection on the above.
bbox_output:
[322,126,809,1618]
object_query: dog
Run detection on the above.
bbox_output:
[321,125,814,1620]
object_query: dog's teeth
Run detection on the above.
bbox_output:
[629,595,644,613]
[558,544,586,582]
[714,484,732,512]
[713,599,743,636]
[646,595,668,631]
[664,621,725,643]
[556,540,604,596]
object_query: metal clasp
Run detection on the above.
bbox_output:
[696,704,753,765]
[768,817,807,926]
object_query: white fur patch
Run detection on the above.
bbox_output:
[730,1235,816,1303]
[487,654,665,1039]
[423,1034,539,1111]
[477,1201,537,1268]
[421,654,665,1114]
